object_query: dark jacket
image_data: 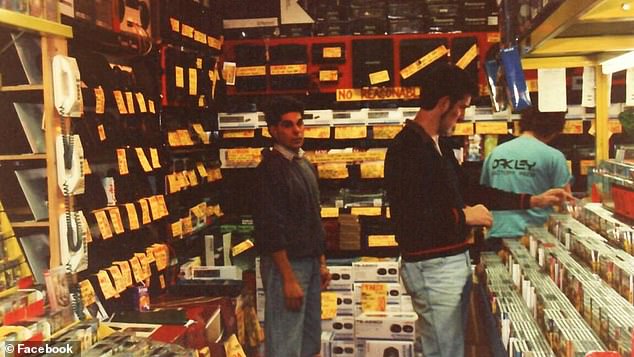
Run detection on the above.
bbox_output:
[254,148,325,258]
[384,120,533,261]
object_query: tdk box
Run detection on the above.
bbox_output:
[331,340,355,357]
[327,266,353,290]
[335,290,354,316]
[321,316,354,340]
[352,261,399,282]
[355,312,417,341]
[365,340,414,357]
[321,331,334,357]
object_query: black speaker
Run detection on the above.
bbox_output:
[352,39,393,87]
[269,44,309,90]
[235,45,267,92]
[399,38,448,87]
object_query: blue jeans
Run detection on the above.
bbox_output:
[261,256,321,357]
[400,251,472,357]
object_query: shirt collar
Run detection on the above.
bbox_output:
[273,144,304,161]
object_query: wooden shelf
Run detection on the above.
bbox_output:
[0,154,47,161]
[0,9,72,38]
[0,84,44,92]
[11,220,49,228]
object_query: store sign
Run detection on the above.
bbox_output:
[336,87,420,102]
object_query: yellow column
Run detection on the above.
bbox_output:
[595,66,610,164]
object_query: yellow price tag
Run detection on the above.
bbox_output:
[236,66,266,77]
[97,270,117,300]
[305,126,331,139]
[157,195,169,217]
[456,44,478,69]
[171,221,183,239]
[580,160,595,176]
[148,100,156,114]
[107,207,125,235]
[270,64,308,75]
[124,203,140,230]
[369,70,390,85]
[139,199,152,224]
[400,45,448,80]
[95,87,105,114]
[368,235,397,247]
[321,207,339,218]
[113,90,128,114]
[169,18,180,32]
[351,207,382,216]
[323,47,342,58]
[150,148,161,169]
[360,161,384,179]
[97,124,106,141]
[231,239,254,256]
[125,91,135,114]
[361,283,387,312]
[116,148,129,175]
[224,334,247,357]
[563,120,583,134]
[373,125,401,139]
[106,266,126,293]
[319,70,339,82]
[135,92,147,113]
[182,216,193,235]
[79,280,96,306]
[189,68,198,95]
[454,122,475,136]
[475,122,508,135]
[175,66,185,88]
[197,163,208,177]
[181,23,194,38]
[114,262,133,288]
[208,36,222,50]
[321,292,337,320]
[317,163,348,179]
[223,130,255,139]
[335,126,367,139]
[94,210,113,240]
[135,148,153,172]
[129,257,144,283]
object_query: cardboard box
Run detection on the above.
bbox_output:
[355,312,417,341]
[352,261,399,283]
[321,316,354,340]
[328,266,353,290]
[365,340,414,357]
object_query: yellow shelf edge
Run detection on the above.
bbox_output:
[12,220,49,228]
[0,84,44,92]
[0,9,73,38]
[0,154,47,161]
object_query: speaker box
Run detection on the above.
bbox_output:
[235,45,267,92]
[94,0,116,31]
[113,0,151,37]
[451,37,479,84]
[399,38,448,87]
[352,39,393,88]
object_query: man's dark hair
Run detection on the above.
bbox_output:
[419,63,478,110]
[264,96,304,127]
[519,106,566,138]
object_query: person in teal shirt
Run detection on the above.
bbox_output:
[480,107,572,250]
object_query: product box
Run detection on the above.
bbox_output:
[335,290,354,316]
[328,266,353,290]
[365,340,414,357]
[255,257,263,289]
[256,289,265,322]
[321,315,354,340]
[400,295,414,312]
[330,340,355,357]
[355,312,417,341]
[321,331,334,357]
[352,261,399,282]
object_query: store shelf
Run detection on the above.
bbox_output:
[11,220,49,228]
[0,84,44,92]
[0,154,47,161]
[520,0,634,64]
[0,9,73,38]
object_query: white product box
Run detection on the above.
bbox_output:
[335,290,354,316]
[353,303,401,316]
[352,283,408,305]
[255,257,262,289]
[217,111,260,129]
[321,331,334,357]
[256,289,265,322]
[364,340,414,357]
[355,312,417,341]
[321,316,354,340]
[352,261,399,283]
[330,340,355,357]
[328,266,353,290]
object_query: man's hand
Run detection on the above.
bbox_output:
[320,265,331,291]
[283,278,304,311]
[463,204,493,227]
[530,188,575,208]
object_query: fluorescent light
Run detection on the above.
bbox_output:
[601,50,634,74]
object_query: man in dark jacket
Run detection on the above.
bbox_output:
[253,96,331,357]
[384,64,570,357]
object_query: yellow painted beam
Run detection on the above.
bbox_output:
[580,0,634,20]
[528,0,607,49]
[530,35,634,55]
[595,66,610,164]
[0,9,72,38]
[521,56,597,69]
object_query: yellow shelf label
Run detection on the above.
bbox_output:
[323,47,342,58]
[335,126,367,139]
[270,64,307,75]
[107,207,125,235]
[475,122,508,135]
[124,203,140,231]
[113,90,128,114]
[114,262,133,288]
[360,161,384,179]
[95,87,105,114]
[373,125,401,140]
[97,270,117,300]
[135,92,147,113]
[150,148,161,169]
[321,291,337,320]
[223,130,255,139]
[563,120,583,134]
[106,266,126,293]
[319,70,339,82]
[79,280,96,306]
[169,18,180,32]
[197,163,208,177]
[189,68,198,96]
[94,210,113,240]
[139,199,152,224]
[305,126,331,139]
[148,100,156,114]
[236,66,266,77]
[125,91,135,114]
[317,163,348,179]
[336,87,419,102]
[400,45,448,80]
[129,257,144,283]
[351,207,382,216]
[171,221,183,239]
[208,36,222,50]
[369,70,390,85]
[175,66,185,88]
[97,124,106,142]
[580,160,595,176]
[116,148,129,175]
[456,44,478,70]
[135,148,153,173]
[231,239,254,256]
[181,24,194,38]
[368,235,397,247]
[321,207,339,218]
[454,122,475,136]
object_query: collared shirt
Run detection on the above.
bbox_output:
[273,144,305,160]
